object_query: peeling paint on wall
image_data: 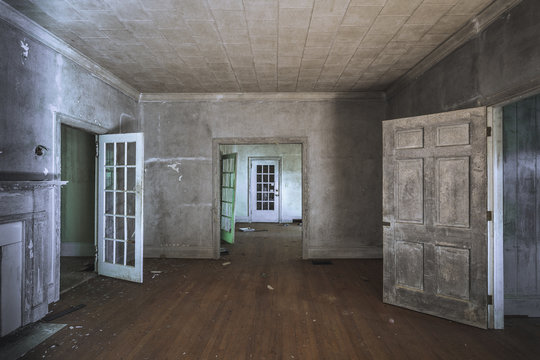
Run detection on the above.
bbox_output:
[20,39,29,63]
[167,163,181,173]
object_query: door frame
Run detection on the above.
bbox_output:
[212,137,308,259]
[248,156,282,223]
[53,112,108,301]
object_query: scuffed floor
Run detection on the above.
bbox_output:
[18,224,540,359]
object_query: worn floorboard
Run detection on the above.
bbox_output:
[20,223,540,359]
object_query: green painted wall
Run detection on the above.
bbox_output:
[220,144,302,222]
[61,125,95,256]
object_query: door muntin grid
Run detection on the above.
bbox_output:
[103,141,137,267]
[256,164,276,211]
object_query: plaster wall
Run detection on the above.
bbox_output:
[0,16,138,331]
[141,97,385,259]
[0,18,138,181]
[220,144,302,223]
[387,0,540,119]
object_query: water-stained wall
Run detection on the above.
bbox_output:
[0,16,137,331]
[387,0,540,119]
[141,96,385,259]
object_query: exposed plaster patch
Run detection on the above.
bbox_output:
[43,168,49,176]
[20,39,29,63]
[178,175,183,182]
[167,163,181,173]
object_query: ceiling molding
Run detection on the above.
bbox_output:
[139,92,386,103]
[0,1,139,100]
[387,0,523,100]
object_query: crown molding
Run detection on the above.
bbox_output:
[139,91,386,103]
[0,1,139,100]
[387,0,523,99]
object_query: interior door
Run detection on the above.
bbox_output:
[382,107,488,328]
[250,158,280,222]
[221,153,237,244]
[97,133,144,283]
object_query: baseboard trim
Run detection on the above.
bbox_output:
[307,246,382,259]
[144,246,215,259]
[504,297,540,317]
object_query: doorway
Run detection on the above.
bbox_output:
[214,138,307,259]
[501,95,540,317]
[60,124,97,293]
[249,157,281,223]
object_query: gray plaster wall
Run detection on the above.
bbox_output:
[220,144,302,223]
[0,17,138,331]
[141,98,385,259]
[0,18,138,181]
[387,0,540,119]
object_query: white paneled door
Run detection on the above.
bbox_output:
[97,133,144,283]
[382,108,489,328]
[250,158,280,223]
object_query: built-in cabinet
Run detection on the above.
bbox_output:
[0,182,61,335]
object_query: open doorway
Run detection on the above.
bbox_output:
[491,93,540,328]
[501,95,540,317]
[60,124,97,293]
[214,139,307,259]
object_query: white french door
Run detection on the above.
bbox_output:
[250,158,280,223]
[97,133,144,283]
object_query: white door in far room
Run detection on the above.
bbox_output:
[250,158,280,222]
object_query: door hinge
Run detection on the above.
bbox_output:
[487,211,493,221]
[487,295,493,305]
[95,141,99,158]
[487,127,492,137]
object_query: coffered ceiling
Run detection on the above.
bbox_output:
[4,0,500,93]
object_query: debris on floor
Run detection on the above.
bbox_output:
[267,285,274,290]
[220,247,229,255]
[150,270,162,279]
[239,227,256,232]
[222,262,231,266]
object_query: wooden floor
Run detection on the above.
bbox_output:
[22,223,540,359]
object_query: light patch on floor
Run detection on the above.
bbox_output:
[0,323,66,360]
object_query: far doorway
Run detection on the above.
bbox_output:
[216,140,305,258]
[250,158,280,223]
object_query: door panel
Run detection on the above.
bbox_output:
[98,133,144,283]
[221,153,237,244]
[383,107,488,328]
[250,159,280,222]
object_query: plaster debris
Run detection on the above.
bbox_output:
[43,168,49,176]
[239,227,255,232]
[267,285,274,290]
[222,262,231,266]
[151,270,162,279]
[178,175,183,182]
[388,318,395,324]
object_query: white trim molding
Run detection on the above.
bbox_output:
[139,92,386,103]
[0,1,139,100]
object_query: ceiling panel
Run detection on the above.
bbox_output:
[4,0,495,93]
